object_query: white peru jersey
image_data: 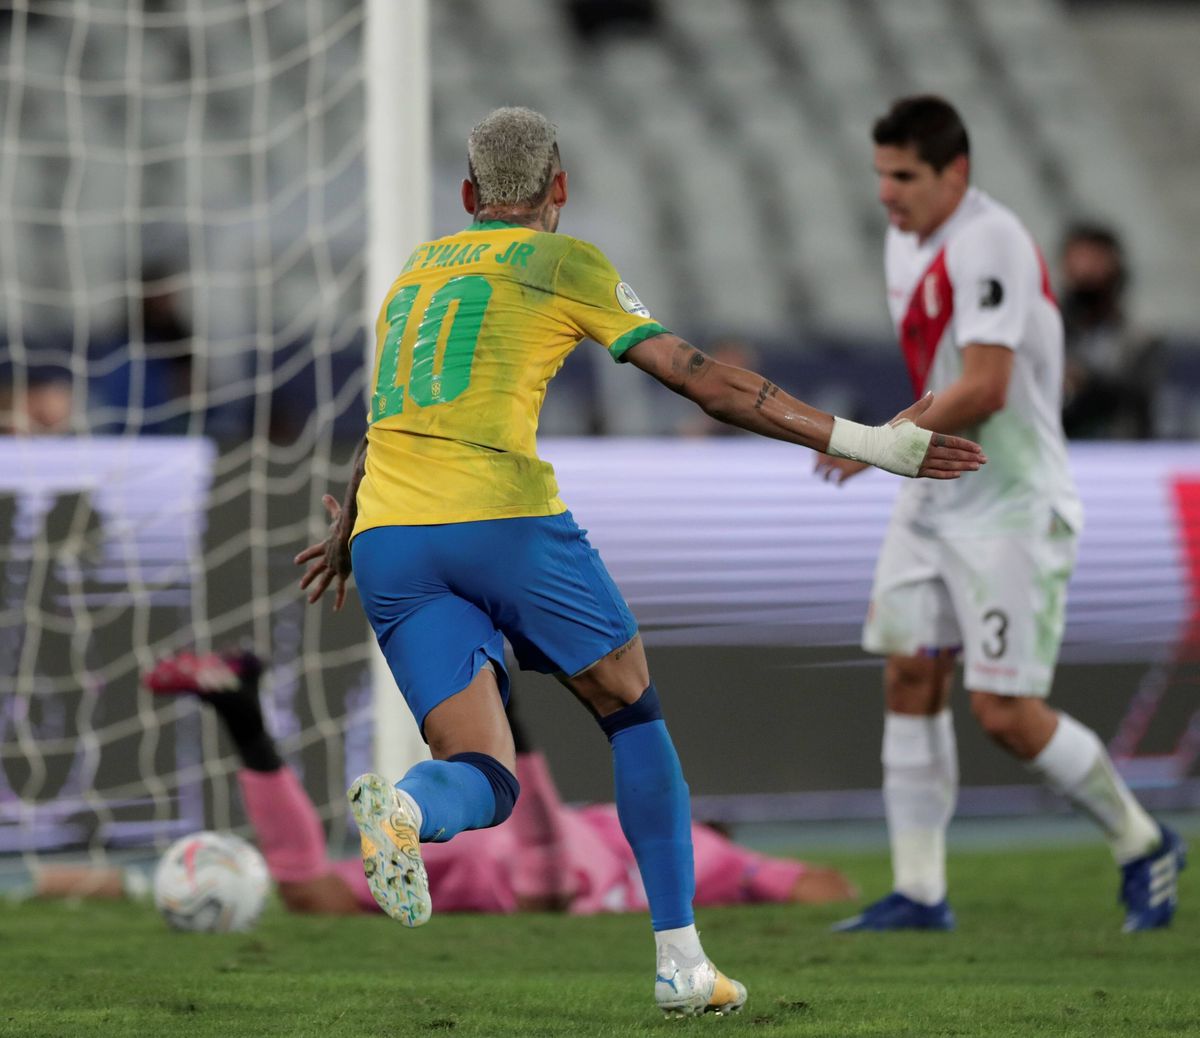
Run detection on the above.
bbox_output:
[884,187,1083,534]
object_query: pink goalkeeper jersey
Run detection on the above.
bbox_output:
[330,808,803,915]
[242,762,803,917]
[884,187,1082,536]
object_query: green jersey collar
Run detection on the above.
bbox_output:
[470,219,529,231]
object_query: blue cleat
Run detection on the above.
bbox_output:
[1120,825,1186,932]
[831,891,956,932]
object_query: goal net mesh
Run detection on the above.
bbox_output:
[0,0,377,866]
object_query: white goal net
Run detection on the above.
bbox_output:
[0,0,424,868]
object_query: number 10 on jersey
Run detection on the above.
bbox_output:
[371,275,493,422]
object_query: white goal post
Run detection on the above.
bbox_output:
[364,0,431,781]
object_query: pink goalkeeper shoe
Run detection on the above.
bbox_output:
[143,649,262,696]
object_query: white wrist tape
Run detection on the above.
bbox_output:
[827,417,932,477]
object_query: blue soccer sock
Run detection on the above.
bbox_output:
[601,685,695,931]
[395,754,517,843]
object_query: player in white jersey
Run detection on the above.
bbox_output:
[816,96,1184,932]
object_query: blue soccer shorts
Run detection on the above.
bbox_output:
[350,511,638,735]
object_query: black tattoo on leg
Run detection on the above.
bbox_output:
[611,636,637,662]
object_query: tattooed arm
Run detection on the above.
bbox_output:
[623,333,835,450]
[622,333,985,479]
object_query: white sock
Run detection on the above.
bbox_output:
[393,786,424,834]
[655,924,703,962]
[883,710,958,905]
[1027,712,1160,864]
[121,866,153,901]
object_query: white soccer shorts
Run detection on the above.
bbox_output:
[861,513,1078,696]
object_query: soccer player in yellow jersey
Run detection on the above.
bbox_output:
[296,107,984,1018]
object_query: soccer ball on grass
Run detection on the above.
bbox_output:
[153,830,269,932]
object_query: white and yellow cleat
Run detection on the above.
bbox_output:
[347,773,431,928]
[655,946,747,1018]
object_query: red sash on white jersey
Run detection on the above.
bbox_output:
[898,247,952,397]
[1035,248,1057,309]
[898,243,1057,396]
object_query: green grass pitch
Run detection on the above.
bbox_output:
[2,836,1196,1037]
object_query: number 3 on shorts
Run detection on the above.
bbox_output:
[982,608,1009,659]
[371,275,494,422]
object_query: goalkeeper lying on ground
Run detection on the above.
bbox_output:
[32,651,855,913]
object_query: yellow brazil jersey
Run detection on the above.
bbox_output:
[352,221,667,533]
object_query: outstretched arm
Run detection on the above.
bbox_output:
[295,434,367,609]
[624,333,984,479]
[35,864,132,900]
[625,334,831,448]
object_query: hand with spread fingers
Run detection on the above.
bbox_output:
[894,394,988,480]
[815,393,987,484]
[294,493,352,611]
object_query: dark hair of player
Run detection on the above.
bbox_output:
[872,95,970,173]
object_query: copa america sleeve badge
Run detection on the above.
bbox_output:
[615,281,651,317]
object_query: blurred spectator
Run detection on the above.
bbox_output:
[564,0,660,43]
[1058,223,1161,439]
[90,265,194,435]
[0,362,74,435]
[674,337,760,437]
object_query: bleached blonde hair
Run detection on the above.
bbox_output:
[467,107,559,208]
